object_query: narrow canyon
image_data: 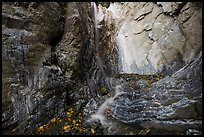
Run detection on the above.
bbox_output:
[2,2,202,135]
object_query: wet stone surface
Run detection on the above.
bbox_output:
[108,52,202,135]
[2,2,202,135]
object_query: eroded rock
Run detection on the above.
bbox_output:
[107,2,202,75]
[2,2,94,134]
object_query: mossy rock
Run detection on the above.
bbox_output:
[98,86,110,96]
[114,73,164,84]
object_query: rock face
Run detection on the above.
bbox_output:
[55,2,95,104]
[110,52,202,134]
[2,2,202,135]
[107,2,202,75]
[2,2,95,134]
[83,2,202,135]
[2,2,66,133]
[93,3,118,76]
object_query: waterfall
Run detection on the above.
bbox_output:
[87,84,124,130]
[91,2,107,77]
[87,3,125,131]
[88,2,202,135]
[107,4,139,74]
[116,30,138,73]
[92,2,137,74]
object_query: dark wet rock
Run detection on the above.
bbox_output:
[2,2,94,134]
[2,2,202,135]
[2,2,66,134]
[97,2,110,8]
[110,51,202,134]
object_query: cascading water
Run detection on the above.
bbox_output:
[107,3,160,75]
[86,2,202,135]
[91,2,106,77]
[87,3,126,133]
[87,3,148,134]
[115,31,138,73]
[87,84,124,126]
[107,4,139,74]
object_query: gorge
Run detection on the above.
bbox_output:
[2,2,202,135]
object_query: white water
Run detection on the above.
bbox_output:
[91,2,107,77]
[116,30,139,73]
[88,3,128,130]
[89,3,137,128]
[87,2,126,132]
[87,85,124,126]
[93,2,140,74]
[108,3,151,74]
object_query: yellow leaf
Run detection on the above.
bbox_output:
[91,128,95,134]
[73,120,76,125]
[63,125,71,130]
[67,118,71,121]
[37,126,44,132]
[51,117,56,123]
[39,126,44,130]
[75,123,80,127]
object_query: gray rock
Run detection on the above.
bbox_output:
[2,2,202,135]
[110,51,202,134]
[107,2,202,75]
[2,2,94,134]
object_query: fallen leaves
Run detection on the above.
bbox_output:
[75,123,80,127]
[51,117,56,123]
[63,125,71,133]
[39,126,44,130]
[63,125,71,130]
[34,105,96,135]
[72,119,76,125]
[62,106,96,135]
[91,128,95,134]
[36,125,48,132]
